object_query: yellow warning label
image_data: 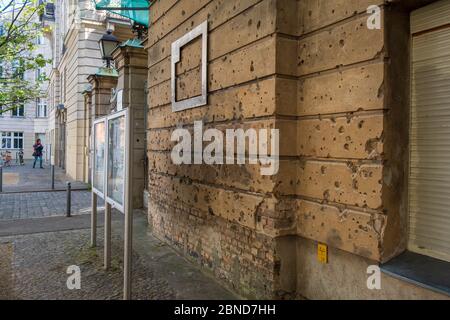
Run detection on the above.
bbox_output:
[317,243,328,264]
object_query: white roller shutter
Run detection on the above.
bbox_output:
[409,0,450,262]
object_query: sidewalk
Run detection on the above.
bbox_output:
[0,211,239,300]
[0,160,88,193]
[0,190,102,220]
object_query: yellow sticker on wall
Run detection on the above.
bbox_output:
[317,243,328,264]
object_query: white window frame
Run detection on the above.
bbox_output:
[36,98,48,118]
[1,132,12,149]
[1,132,23,150]
[11,105,24,117]
[13,132,23,149]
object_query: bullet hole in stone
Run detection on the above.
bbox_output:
[257,21,261,29]
[181,10,185,15]
[248,19,252,26]
[344,143,350,150]
[339,39,345,47]
[250,61,254,72]
[321,166,326,174]
[335,181,340,188]
[358,120,365,129]
[338,126,344,133]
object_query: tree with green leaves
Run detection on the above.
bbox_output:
[0,0,51,115]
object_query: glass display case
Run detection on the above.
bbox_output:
[92,119,107,196]
[106,110,127,211]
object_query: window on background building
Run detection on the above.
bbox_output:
[36,35,45,45]
[12,61,24,80]
[13,132,23,149]
[36,98,47,118]
[1,132,12,149]
[36,68,41,81]
[1,132,24,149]
[11,105,24,117]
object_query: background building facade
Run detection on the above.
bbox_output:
[0,28,51,161]
[43,0,132,181]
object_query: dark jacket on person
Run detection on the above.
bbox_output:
[33,143,43,157]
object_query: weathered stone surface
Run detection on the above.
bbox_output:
[297,15,384,75]
[297,63,385,115]
[150,172,264,230]
[149,0,276,68]
[148,151,276,193]
[295,200,386,260]
[297,0,385,35]
[144,0,418,301]
[149,35,276,90]
[293,114,384,159]
[148,77,276,126]
[277,160,383,210]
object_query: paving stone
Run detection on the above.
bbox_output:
[0,191,103,221]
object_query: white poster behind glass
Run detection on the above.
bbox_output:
[93,120,106,195]
[107,114,126,208]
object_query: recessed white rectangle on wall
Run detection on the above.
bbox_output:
[171,20,208,112]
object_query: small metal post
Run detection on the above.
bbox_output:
[91,192,97,247]
[104,203,112,270]
[0,166,3,193]
[66,182,71,217]
[51,165,55,190]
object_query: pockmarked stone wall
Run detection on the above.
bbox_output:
[146,0,283,299]
[145,0,442,299]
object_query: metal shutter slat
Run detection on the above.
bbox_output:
[409,0,450,262]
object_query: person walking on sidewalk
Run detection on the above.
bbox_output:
[32,139,44,169]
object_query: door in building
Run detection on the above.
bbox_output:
[59,112,66,170]
[409,0,450,262]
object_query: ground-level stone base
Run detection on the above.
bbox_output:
[148,189,285,299]
[296,237,448,300]
[148,190,449,300]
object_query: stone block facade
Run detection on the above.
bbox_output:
[145,0,447,299]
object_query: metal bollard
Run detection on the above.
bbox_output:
[66,182,71,217]
[51,165,55,190]
[0,166,2,193]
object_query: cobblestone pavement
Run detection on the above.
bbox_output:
[0,212,239,300]
[0,160,88,193]
[0,191,104,221]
